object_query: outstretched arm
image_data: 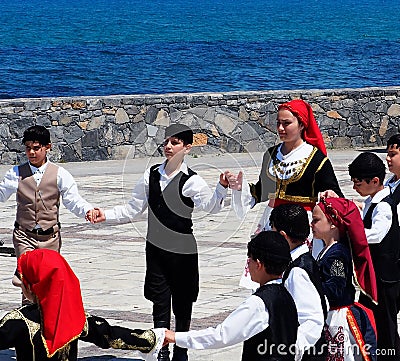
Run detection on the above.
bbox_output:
[174,295,269,350]
[0,166,19,203]
[81,314,164,357]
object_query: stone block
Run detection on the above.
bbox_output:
[82,147,109,161]
[145,106,158,124]
[129,122,147,144]
[215,113,238,135]
[146,124,158,137]
[111,145,134,160]
[388,104,400,117]
[87,115,106,130]
[82,130,99,147]
[63,125,84,143]
[115,108,130,124]
[153,109,170,126]
[1,152,17,165]
[347,125,363,137]
[332,137,351,148]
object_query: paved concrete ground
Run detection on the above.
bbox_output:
[0,147,398,360]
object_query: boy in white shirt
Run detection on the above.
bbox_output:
[0,125,94,258]
[348,150,400,360]
[269,204,327,361]
[94,124,228,361]
[164,231,298,361]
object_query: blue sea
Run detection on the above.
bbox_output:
[0,0,399,99]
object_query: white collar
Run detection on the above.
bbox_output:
[158,160,189,176]
[262,278,282,286]
[365,186,390,205]
[277,142,313,161]
[29,160,49,174]
[290,243,310,261]
[386,176,400,192]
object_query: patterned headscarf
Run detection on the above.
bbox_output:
[317,197,378,303]
[279,99,327,156]
[17,249,86,357]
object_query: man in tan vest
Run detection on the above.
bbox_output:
[0,125,95,258]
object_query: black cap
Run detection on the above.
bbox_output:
[165,124,193,145]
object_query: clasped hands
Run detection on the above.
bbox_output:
[219,170,243,191]
[85,208,106,224]
[163,329,176,346]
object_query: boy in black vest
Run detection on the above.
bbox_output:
[269,204,327,361]
[349,149,400,359]
[94,124,228,361]
[164,231,298,361]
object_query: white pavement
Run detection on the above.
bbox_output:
[0,148,398,360]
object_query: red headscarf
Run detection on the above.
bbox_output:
[317,198,378,303]
[17,249,86,357]
[279,99,327,156]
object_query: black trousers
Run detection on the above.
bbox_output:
[359,280,400,360]
[144,242,199,323]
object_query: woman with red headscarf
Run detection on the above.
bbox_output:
[0,249,164,361]
[228,99,343,287]
[229,99,343,237]
[312,197,377,361]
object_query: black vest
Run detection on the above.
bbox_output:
[147,164,197,254]
[363,188,400,282]
[242,283,298,361]
[282,250,328,360]
[282,250,328,319]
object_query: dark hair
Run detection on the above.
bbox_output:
[22,125,51,146]
[387,134,400,150]
[247,231,291,276]
[348,152,385,184]
[269,204,310,244]
[164,124,193,145]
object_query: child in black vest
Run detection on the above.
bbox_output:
[349,150,400,360]
[269,204,327,361]
[164,231,298,361]
[93,124,229,361]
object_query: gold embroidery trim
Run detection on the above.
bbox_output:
[1,308,40,358]
[346,308,371,361]
[106,329,156,352]
[268,146,325,202]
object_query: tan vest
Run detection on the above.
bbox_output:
[16,162,60,230]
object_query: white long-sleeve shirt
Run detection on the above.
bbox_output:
[284,244,325,361]
[104,161,227,222]
[175,279,282,349]
[0,161,92,219]
[362,187,392,244]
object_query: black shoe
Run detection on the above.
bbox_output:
[158,345,170,361]
[171,345,188,361]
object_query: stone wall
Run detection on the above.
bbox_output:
[0,87,399,164]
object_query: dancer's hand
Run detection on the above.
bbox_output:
[164,329,176,345]
[224,170,243,191]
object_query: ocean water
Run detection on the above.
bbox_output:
[0,0,399,99]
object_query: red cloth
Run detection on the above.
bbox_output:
[279,99,327,156]
[272,198,315,211]
[317,198,378,303]
[17,249,86,357]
